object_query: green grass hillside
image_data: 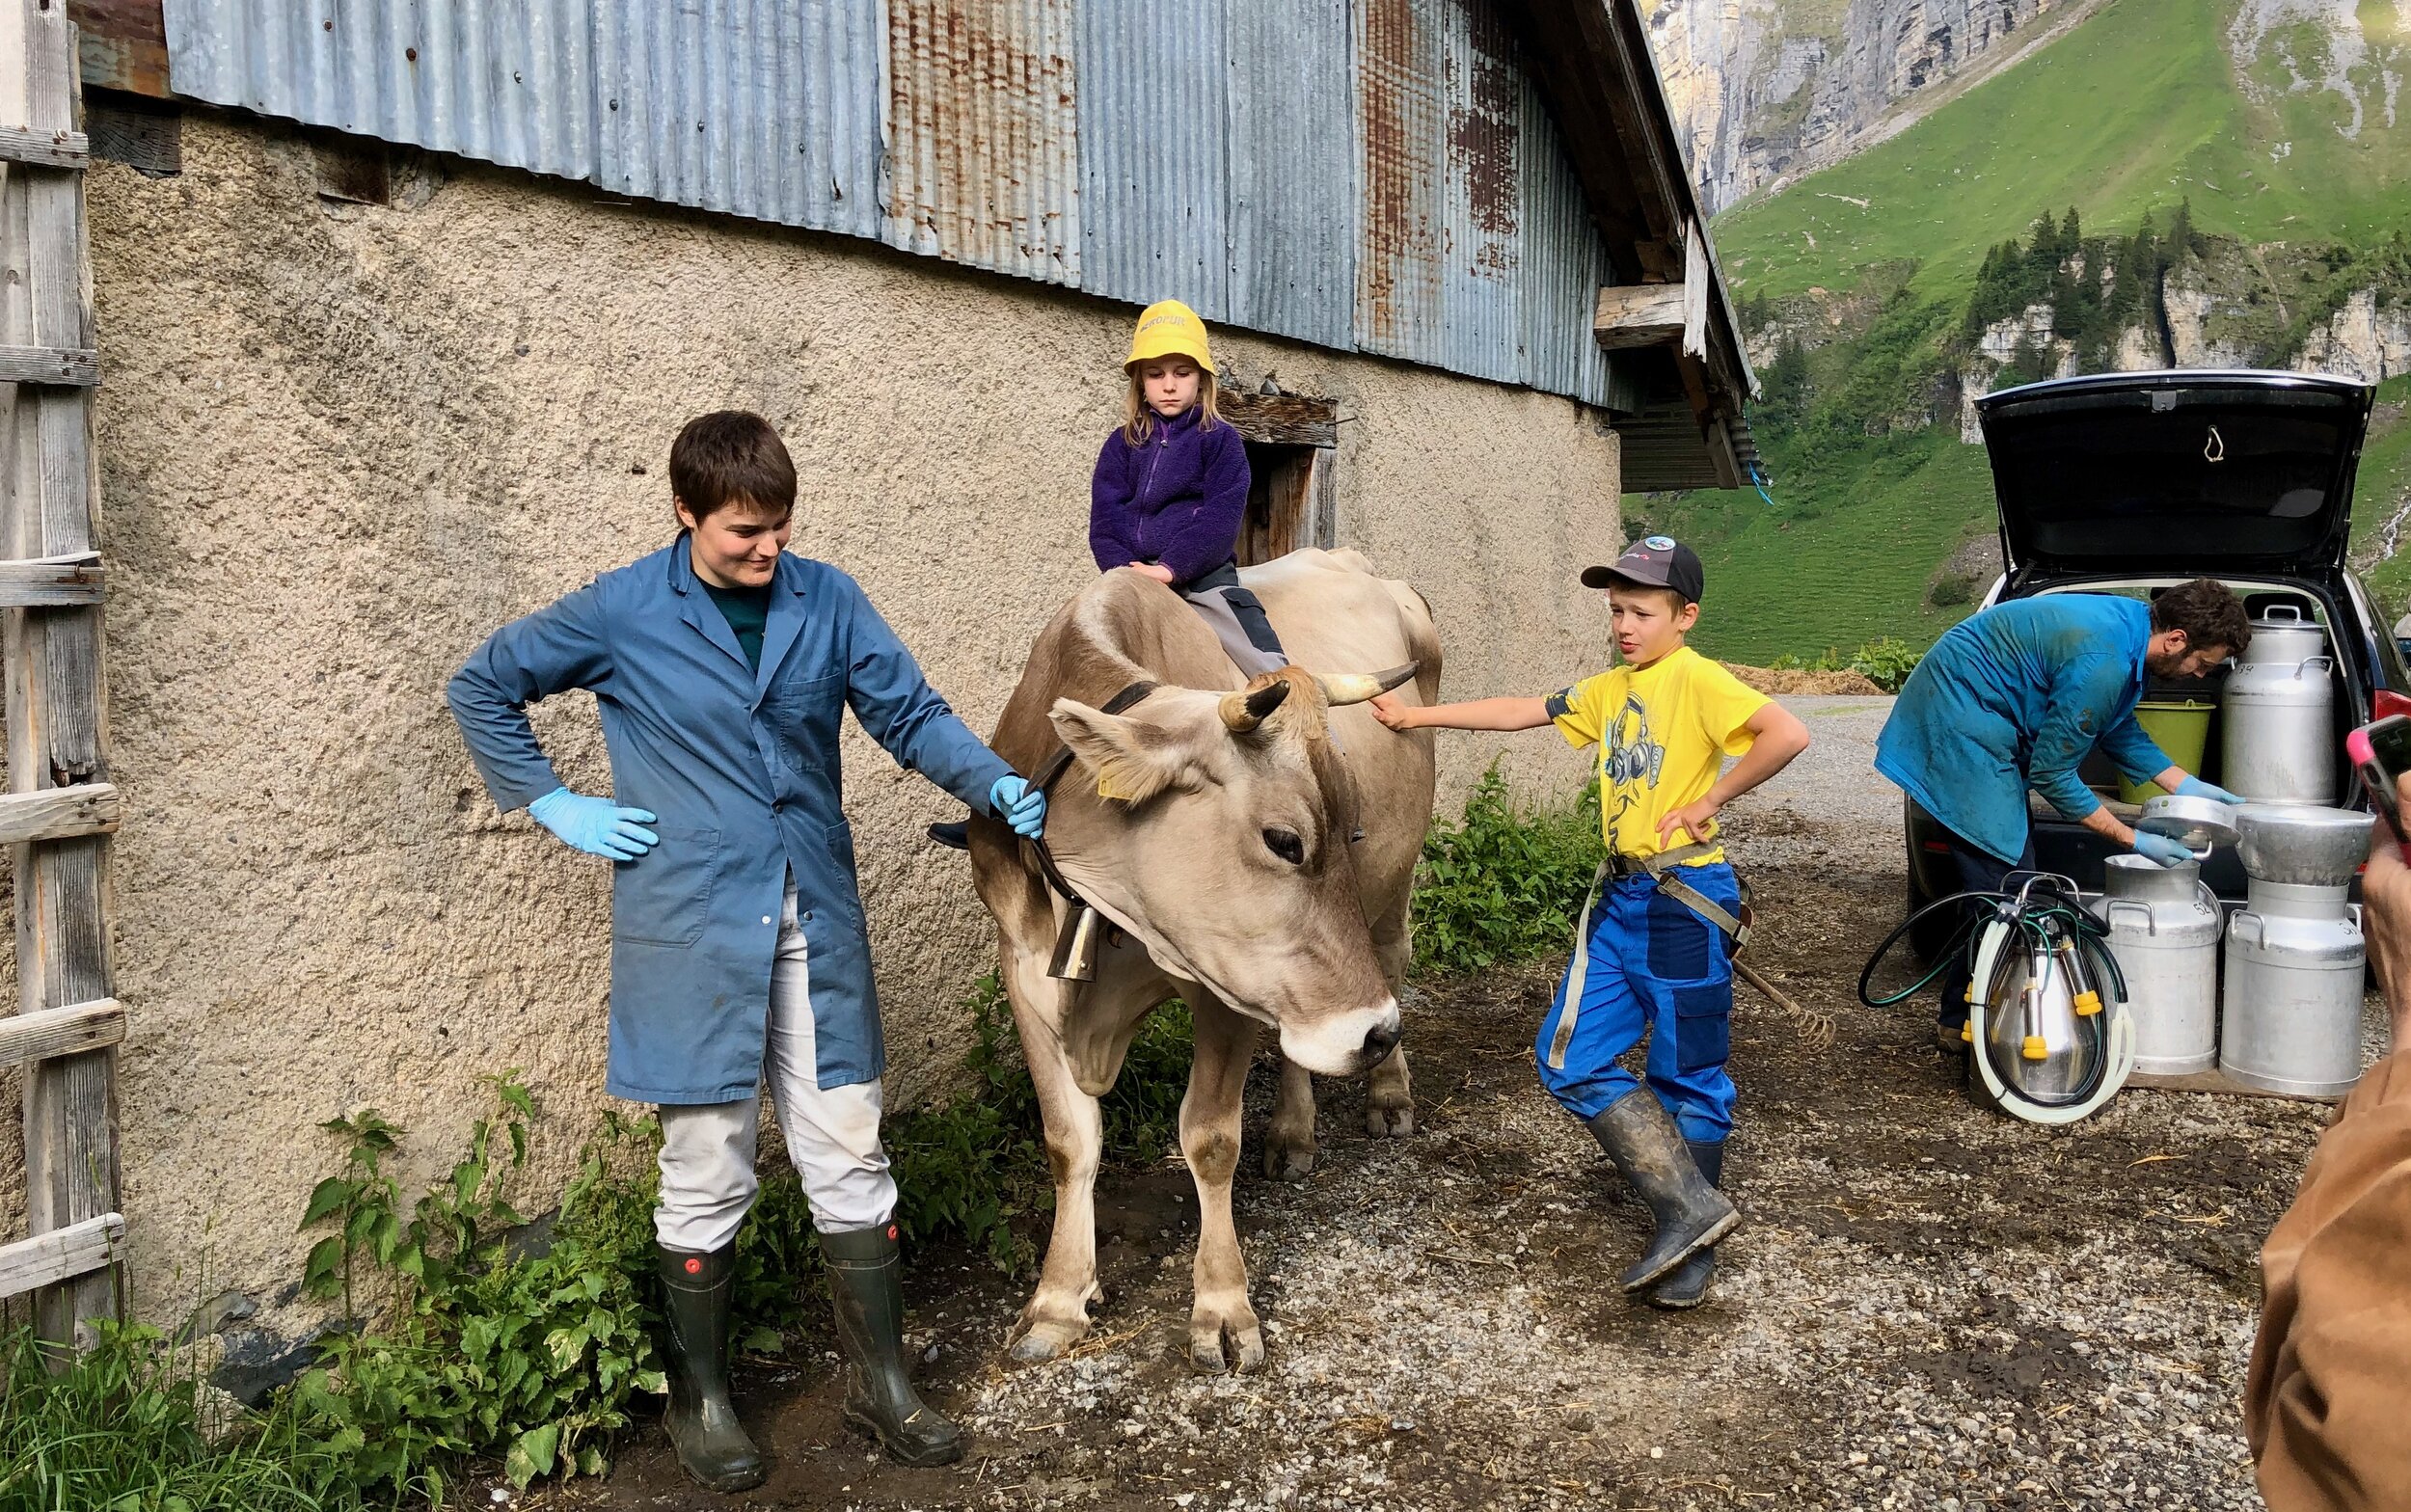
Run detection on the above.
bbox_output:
[1714,0,2411,301]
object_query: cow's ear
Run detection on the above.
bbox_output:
[1048,698,1195,804]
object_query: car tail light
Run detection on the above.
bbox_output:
[2375,689,2411,723]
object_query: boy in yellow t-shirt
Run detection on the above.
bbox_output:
[1372,537,1809,1309]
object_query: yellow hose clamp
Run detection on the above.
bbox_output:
[1960,1020,1974,1042]
[2073,989,2102,1017]
[1963,984,1974,1003]
[2021,1035,2049,1061]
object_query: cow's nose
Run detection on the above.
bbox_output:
[1361,1017,1402,1063]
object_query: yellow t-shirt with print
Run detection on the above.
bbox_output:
[1546,646,1770,863]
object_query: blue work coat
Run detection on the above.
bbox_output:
[1875,594,2172,864]
[447,538,1014,1103]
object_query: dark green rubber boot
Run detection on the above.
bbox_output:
[656,1243,768,1492]
[1586,1091,1739,1292]
[1647,1140,1724,1310]
[822,1225,964,1468]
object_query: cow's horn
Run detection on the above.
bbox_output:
[1314,662,1421,707]
[1219,678,1292,733]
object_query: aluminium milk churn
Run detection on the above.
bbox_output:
[2093,854,2220,1076]
[2222,805,2371,1097]
[2220,607,2336,805]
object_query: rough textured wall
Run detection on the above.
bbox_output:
[59,109,1618,1334]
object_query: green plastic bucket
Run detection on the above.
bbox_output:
[2115,700,2215,805]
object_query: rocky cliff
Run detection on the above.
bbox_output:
[1644,0,2094,211]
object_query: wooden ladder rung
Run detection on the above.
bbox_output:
[0,1214,125,1300]
[0,998,125,1069]
[0,344,98,385]
[0,783,121,845]
[0,554,101,606]
[0,123,89,169]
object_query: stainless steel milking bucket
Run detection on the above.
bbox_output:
[2221,630,2338,805]
[2094,854,2221,1076]
[2221,805,2372,1097]
[1979,932,2105,1105]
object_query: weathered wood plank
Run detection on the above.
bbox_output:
[1217,390,1340,448]
[0,1212,123,1299]
[69,0,171,98]
[1593,282,1685,349]
[0,342,98,384]
[1304,446,1339,551]
[0,122,86,168]
[0,551,100,604]
[0,996,122,1067]
[4,1,122,1348]
[0,782,118,843]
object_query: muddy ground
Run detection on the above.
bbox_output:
[528,699,2351,1511]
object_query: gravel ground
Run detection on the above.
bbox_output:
[536,696,2357,1512]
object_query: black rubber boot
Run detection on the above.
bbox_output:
[1587,1091,1739,1292]
[656,1244,768,1492]
[927,820,970,851]
[822,1226,964,1468]
[1647,1141,1724,1310]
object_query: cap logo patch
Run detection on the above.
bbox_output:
[1642,535,1676,551]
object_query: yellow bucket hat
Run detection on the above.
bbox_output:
[1125,299,1216,375]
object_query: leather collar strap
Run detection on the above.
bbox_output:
[1028,680,1157,904]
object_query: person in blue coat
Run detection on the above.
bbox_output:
[1875,580,2251,1046]
[447,412,1045,1487]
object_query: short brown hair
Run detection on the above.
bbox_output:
[2152,579,2250,659]
[669,411,797,520]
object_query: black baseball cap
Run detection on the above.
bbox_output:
[1582,535,1704,603]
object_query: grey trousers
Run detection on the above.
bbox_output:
[1177,558,1288,680]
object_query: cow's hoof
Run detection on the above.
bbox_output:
[1189,1307,1265,1374]
[1262,1138,1317,1180]
[1365,1098,1416,1138]
[1006,1315,1089,1364]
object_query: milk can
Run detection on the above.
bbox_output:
[2221,805,2371,1097]
[2093,854,2221,1076]
[2220,608,2336,805]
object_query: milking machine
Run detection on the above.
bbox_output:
[1862,870,2137,1123]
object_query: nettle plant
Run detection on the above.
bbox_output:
[291,1078,664,1499]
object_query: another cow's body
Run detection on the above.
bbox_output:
[968,550,1440,1368]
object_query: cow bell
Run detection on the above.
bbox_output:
[1048,901,1105,982]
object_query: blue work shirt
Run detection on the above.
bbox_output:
[447,537,1015,1103]
[1875,595,2172,865]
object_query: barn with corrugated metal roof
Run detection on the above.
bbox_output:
[43,0,1754,1330]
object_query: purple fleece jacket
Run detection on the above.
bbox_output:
[1088,406,1252,587]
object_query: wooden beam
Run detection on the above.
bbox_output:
[0,343,99,385]
[0,997,124,1068]
[0,1213,124,1300]
[1216,390,1340,448]
[68,0,169,98]
[4,2,124,1350]
[0,784,121,844]
[0,554,102,606]
[1304,446,1340,551]
[1595,283,1687,349]
[0,122,87,168]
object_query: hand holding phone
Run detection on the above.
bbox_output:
[2347,715,2411,857]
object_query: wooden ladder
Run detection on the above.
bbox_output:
[0,0,124,1348]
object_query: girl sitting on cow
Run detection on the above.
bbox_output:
[1089,299,1288,677]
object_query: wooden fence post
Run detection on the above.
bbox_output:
[0,0,122,1349]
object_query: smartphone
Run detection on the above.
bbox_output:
[2346,715,2411,850]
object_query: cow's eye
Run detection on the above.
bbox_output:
[1262,827,1305,866]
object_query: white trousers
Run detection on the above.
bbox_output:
[654,878,898,1252]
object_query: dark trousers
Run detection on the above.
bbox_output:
[1920,806,2035,1031]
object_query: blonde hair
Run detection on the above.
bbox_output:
[1121,364,1221,446]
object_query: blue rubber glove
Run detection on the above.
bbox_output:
[2175,775,2243,805]
[2132,831,2195,868]
[528,787,659,861]
[990,774,1047,839]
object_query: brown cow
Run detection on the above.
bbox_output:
[967,549,1440,1370]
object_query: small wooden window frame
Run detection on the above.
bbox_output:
[1218,392,1340,565]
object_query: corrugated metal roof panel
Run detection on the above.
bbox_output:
[884,0,1080,284]
[1516,70,1637,410]
[1074,0,1227,315]
[1438,0,1518,385]
[1355,0,1442,360]
[1224,0,1356,351]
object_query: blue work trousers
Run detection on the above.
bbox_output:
[1535,862,1741,1143]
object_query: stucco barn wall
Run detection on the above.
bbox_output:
[0,109,1618,1327]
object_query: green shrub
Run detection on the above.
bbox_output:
[1412,765,1601,977]
[1847,637,1925,692]
[1926,572,1975,608]
[0,1322,366,1512]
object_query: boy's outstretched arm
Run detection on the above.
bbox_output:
[1369,692,1552,732]
[1655,701,1813,846]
